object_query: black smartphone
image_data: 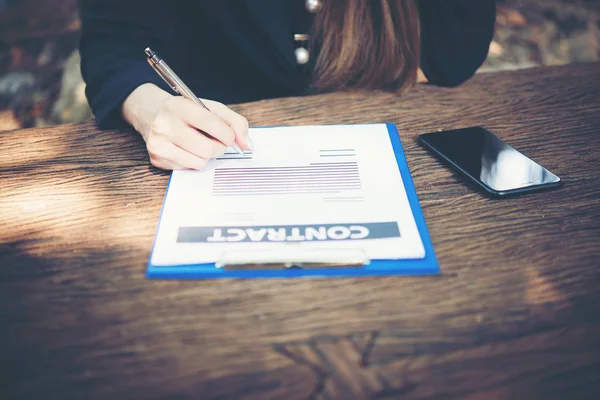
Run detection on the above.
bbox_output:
[418,126,562,197]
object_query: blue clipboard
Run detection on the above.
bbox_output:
[146,123,439,279]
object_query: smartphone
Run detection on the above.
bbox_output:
[418,126,562,197]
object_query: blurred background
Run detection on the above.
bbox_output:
[0,0,599,131]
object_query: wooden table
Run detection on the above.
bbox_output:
[1,63,600,400]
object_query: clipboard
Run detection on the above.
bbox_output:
[146,123,439,279]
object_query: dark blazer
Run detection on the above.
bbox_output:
[78,0,496,129]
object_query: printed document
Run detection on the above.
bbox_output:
[150,124,426,266]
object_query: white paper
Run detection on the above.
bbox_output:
[150,124,425,266]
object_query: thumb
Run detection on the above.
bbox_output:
[202,100,252,152]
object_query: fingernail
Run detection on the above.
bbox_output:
[246,136,254,151]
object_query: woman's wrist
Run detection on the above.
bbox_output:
[122,83,172,140]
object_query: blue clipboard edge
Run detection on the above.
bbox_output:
[146,123,439,279]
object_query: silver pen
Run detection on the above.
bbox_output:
[145,47,245,157]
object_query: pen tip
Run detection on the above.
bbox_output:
[145,47,155,57]
[232,144,245,157]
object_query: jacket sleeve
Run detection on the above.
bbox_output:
[78,0,175,129]
[418,0,496,87]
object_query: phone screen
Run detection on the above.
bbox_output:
[419,127,561,195]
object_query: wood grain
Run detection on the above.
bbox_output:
[1,63,600,400]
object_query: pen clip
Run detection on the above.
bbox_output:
[149,61,179,94]
[145,48,179,94]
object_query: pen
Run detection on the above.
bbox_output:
[144,47,245,157]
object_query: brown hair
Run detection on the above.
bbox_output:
[309,0,420,94]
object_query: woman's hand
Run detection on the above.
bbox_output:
[122,83,252,170]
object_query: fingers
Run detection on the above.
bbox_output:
[144,95,251,171]
[146,136,210,171]
[168,97,237,148]
[172,124,227,160]
[203,99,252,151]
